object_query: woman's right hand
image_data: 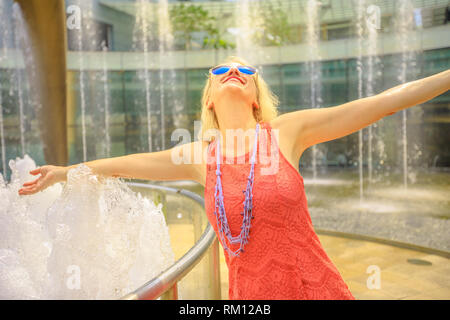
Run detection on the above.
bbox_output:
[18,165,68,196]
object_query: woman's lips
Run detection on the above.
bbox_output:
[224,76,244,84]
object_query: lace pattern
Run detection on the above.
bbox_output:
[204,122,355,300]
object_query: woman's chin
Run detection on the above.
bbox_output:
[219,83,247,95]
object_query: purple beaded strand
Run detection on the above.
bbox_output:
[213,123,259,257]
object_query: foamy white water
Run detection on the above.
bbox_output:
[0,155,174,299]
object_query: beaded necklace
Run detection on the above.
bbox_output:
[213,123,260,257]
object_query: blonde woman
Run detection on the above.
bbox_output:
[19,57,449,300]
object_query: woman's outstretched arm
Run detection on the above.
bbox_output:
[274,69,450,159]
[65,142,202,181]
[18,141,206,195]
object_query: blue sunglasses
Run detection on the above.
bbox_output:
[210,65,257,75]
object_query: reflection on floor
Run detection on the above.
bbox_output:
[169,224,450,300]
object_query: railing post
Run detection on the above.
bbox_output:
[123,183,218,300]
[193,207,203,242]
[208,238,221,299]
[153,191,168,222]
[160,283,178,300]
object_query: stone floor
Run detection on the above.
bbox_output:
[318,234,448,299]
[169,225,450,300]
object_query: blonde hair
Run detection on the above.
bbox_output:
[199,56,279,140]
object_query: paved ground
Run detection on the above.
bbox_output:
[169,224,450,300]
[306,234,449,300]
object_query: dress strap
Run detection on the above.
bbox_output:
[206,139,218,168]
[207,140,214,156]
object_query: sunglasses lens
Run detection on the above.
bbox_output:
[211,65,257,75]
[238,66,256,75]
[211,66,230,75]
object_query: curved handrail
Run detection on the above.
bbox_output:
[121,182,218,300]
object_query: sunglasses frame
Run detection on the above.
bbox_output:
[208,64,258,77]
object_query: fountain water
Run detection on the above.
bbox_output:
[12,4,26,157]
[73,0,90,162]
[0,155,174,299]
[366,10,386,187]
[355,0,383,201]
[234,0,269,74]
[305,0,323,182]
[355,0,365,203]
[157,0,178,150]
[364,4,380,184]
[0,0,8,177]
[235,0,255,64]
[101,41,111,158]
[131,0,181,152]
[133,0,154,153]
[395,0,421,189]
[0,0,177,299]
[67,0,115,162]
[0,0,42,180]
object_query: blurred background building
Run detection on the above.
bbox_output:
[0,0,448,170]
[0,0,449,251]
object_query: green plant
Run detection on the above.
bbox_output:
[202,27,235,50]
[255,1,296,46]
[170,3,233,50]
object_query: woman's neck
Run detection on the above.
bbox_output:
[215,99,257,132]
[214,98,258,157]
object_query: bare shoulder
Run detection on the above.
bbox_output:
[270,109,308,131]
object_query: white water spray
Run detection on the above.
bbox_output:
[0,154,174,299]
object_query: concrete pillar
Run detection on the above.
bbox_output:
[14,0,68,166]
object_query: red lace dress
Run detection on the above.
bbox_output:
[204,122,355,300]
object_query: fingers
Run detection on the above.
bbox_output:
[18,186,37,195]
[19,179,43,194]
[18,167,56,196]
[23,177,40,186]
[19,177,46,196]
[19,168,43,195]
[29,167,41,175]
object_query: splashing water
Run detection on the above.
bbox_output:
[0,155,174,299]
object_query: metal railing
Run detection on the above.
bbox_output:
[121,182,221,300]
